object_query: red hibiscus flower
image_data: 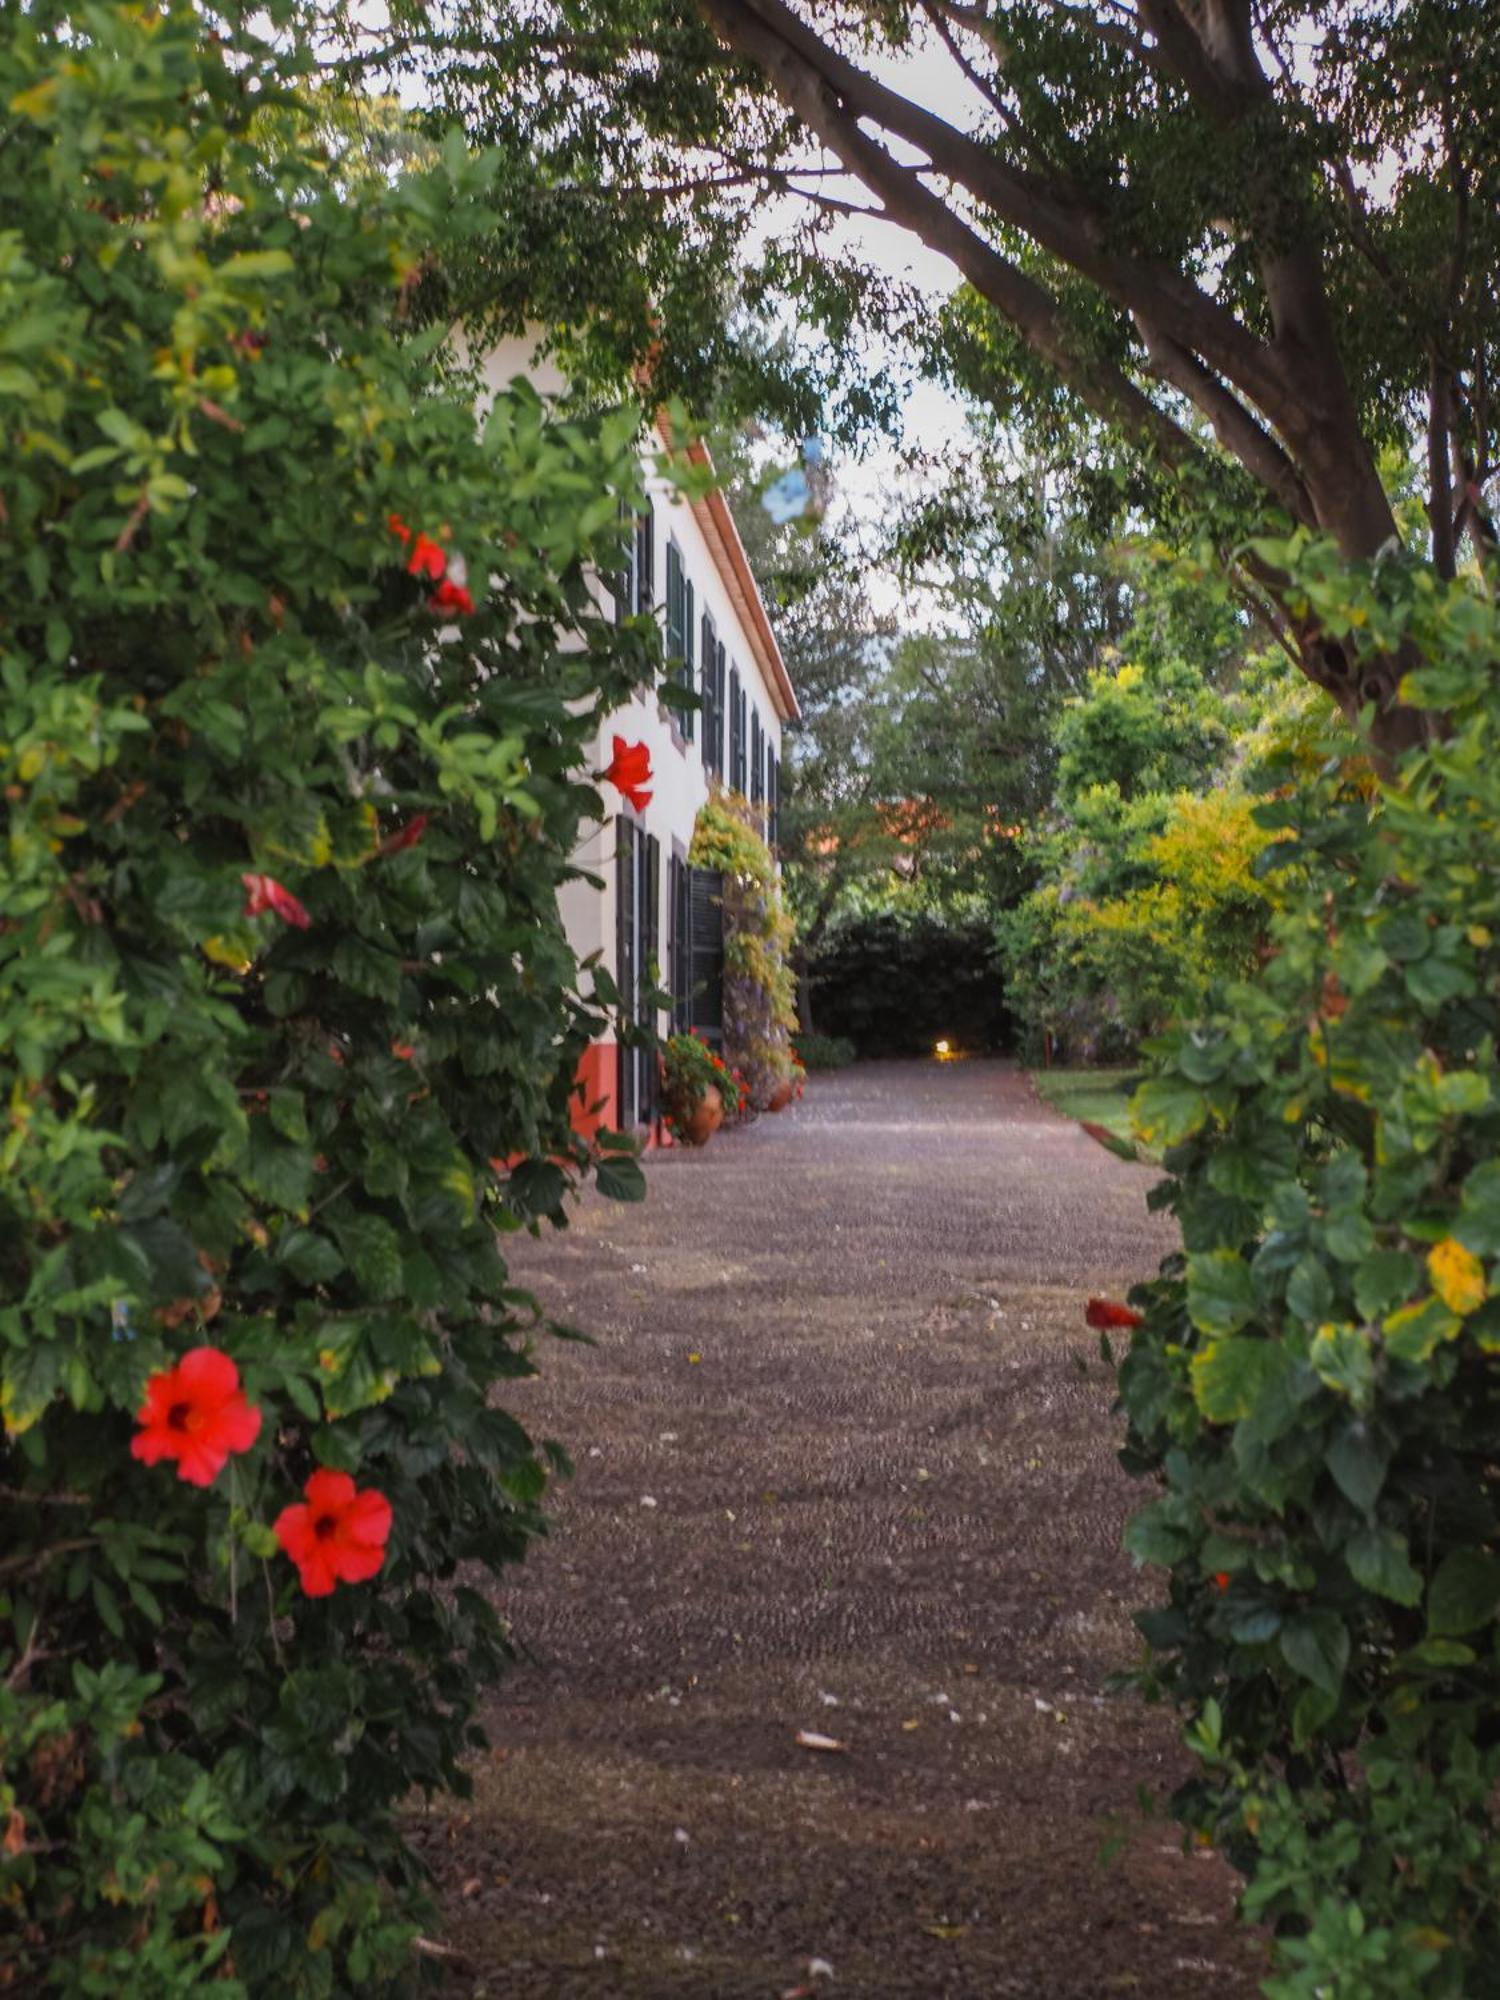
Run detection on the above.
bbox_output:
[1213,1572,1232,1593]
[406,531,447,581]
[274,1469,393,1598]
[1085,1297,1143,1330]
[241,872,310,929]
[391,1040,415,1061]
[601,736,652,812]
[428,577,475,617]
[379,814,428,856]
[131,1345,262,1487]
[386,512,411,545]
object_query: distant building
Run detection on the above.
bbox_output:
[482,339,799,1144]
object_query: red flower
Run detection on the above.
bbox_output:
[131,1346,261,1487]
[241,872,310,929]
[1085,1297,1143,1330]
[428,577,475,617]
[274,1469,392,1598]
[600,736,652,813]
[386,512,411,545]
[1213,1572,1232,1593]
[391,1040,415,1061]
[379,814,428,856]
[406,531,447,581]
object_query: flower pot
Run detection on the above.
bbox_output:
[765,1079,794,1113]
[679,1083,724,1146]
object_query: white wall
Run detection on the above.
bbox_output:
[481,336,788,1022]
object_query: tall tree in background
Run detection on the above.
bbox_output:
[342,0,1497,756]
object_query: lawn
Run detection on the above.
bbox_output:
[1028,1066,1142,1150]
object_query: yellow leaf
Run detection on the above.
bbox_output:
[202,934,252,974]
[9,79,58,121]
[1428,1238,1487,1316]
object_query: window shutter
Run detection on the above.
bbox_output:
[665,540,683,659]
[750,712,763,805]
[728,664,741,791]
[715,641,727,776]
[767,749,779,847]
[636,503,655,615]
[682,577,696,742]
[615,819,638,1128]
[670,853,691,1031]
[688,866,724,1039]
[700,612,718,772]
[643,833,661,1119]
[613,497,635,625]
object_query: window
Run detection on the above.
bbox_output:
[728,666,747,793]
[635,503,655,616]
[669,851,691,1032]
[615,820,660,1127]
[689,865,724,1041]
[664,540,695,742]
[701,612,725,776]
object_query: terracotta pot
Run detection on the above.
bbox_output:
[765,1079,794,1113]
[679,1083,724,1146]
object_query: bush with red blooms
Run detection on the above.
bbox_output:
[0,10,660,1992]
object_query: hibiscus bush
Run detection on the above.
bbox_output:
[1113,546,1500,1995]
[0,8,656,1992]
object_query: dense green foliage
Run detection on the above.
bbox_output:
[792,1032,854,1073]
[0,10,651,1991]
[689,792,797,1107]
[999,642,1291,1060]
[807,911,1009,1059]
[1116,550,1500,1995]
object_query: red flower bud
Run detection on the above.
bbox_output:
[379,813,428,857]
[1085,1297,1143,1330]
[406,531,446,582]
[428,577,475,617]
[241,872,310,929]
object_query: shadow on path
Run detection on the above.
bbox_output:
[421,1060,1262,1999]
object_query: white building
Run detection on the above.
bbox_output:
[482,340,799,1143]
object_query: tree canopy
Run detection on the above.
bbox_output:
[341,0,1499,751]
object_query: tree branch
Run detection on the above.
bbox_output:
[700,0,1298,435]
[697,0,1204,475]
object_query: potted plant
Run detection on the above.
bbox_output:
[660,1031,733,1145]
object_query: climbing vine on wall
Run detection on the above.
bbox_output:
[689,792,797,1109]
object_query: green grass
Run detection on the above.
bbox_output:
[1028,1066,1142,1148]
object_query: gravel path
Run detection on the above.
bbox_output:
[420,1060,1262,1998]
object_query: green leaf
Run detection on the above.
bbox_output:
[1382,1295,1461,1364]
[1354,1247,1419,1321]
[1123,1498,1193,1568]
[1427,1549,1500,1636]
[1191,1336,1284,1423]
[1186,1250,1256,1335]
[333,1214,404,1302]
[596,1154,646,1202]
[1457,1162,1500,1256]
[1346,1526,1422,1606]
[1286,1254,1334,1325]
[1325,1422,1387,1513]
[1280,1611,1349,1696]
[1131,1075,1209,1149]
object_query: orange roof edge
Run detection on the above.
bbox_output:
[654,413,800,725]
